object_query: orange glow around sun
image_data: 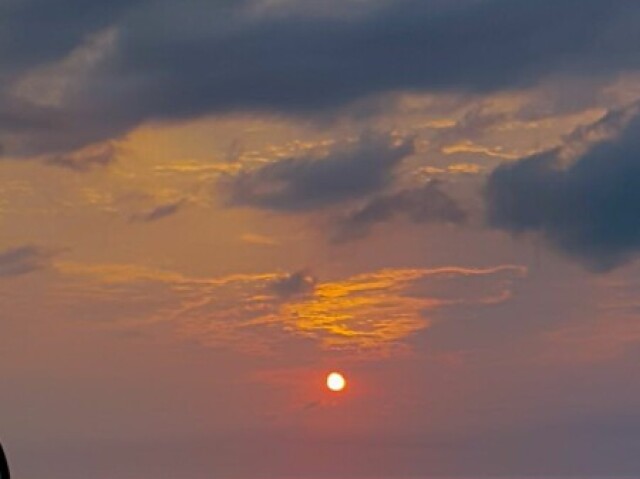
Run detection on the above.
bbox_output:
[326,372,346,392]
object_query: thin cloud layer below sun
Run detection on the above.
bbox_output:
[51,261,526,357]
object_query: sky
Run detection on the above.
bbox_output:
[2,1,640,478]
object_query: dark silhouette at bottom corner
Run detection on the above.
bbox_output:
[0,442,9,479]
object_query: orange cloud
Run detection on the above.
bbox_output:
[55,262,526,357]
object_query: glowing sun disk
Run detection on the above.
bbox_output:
[326,372,346,392]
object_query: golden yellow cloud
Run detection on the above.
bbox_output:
[54,262,525,357]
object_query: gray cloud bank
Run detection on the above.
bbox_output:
[221,132,468,238]
[487,106,640,271]
[221,132,415,211]
[334,181,467,242]
[2,0,640,159]
[0,245,54,278]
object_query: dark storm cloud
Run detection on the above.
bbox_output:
[0,96,60,133]
[3,0,640,159]
[0,245,53,278]
[0,0,244,158]
[486,106,640,272]
[103,0,640,117]
[334,181,467,242]
[221,132,415,211]
[0,0,144,76]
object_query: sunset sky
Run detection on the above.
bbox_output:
[2,1,640,478]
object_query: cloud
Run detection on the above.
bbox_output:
[333,181,466,242]
[95,0,640,115]
[45,142,118,171]
[430,104,510,151]
[269,270,316,298]
[220,132,415,211]
[240,233,279,247]
[56,261,525,356]
[3,0,640,159]
[130,199,185,223]
[0,0,140,76]
[486,105,640,271]
[0,245,54,278]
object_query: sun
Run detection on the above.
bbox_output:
[326,372,346,392]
